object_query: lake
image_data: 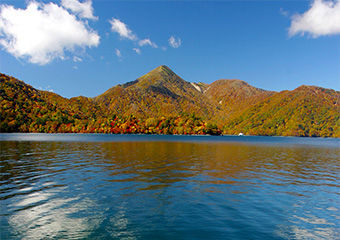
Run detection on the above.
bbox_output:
[1,133,339,239]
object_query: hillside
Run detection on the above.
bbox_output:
[93,65,220,118]
[0,73,107,132]
[1,66,339,137]
[204,79,275,115]
[0,72,220,135]
[222,85,340,137]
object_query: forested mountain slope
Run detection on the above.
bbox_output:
[0,73,107,132]
[93,65,220,118]
[1,66,339,137]
[204,79,275,115]
[222,85,340,137]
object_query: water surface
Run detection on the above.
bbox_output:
[1,134,339,239]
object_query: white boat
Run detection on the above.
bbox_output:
[238,133,244,136]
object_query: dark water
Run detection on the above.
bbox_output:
[1,134,339,239]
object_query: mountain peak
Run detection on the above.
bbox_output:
[156,65,171,71]
[148,65,175,76]
[137,65,178,84]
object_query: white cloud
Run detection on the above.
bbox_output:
[133,48,141,54]
[61,0,97,20]
[138,38,158,48]
[289,0,340,38]
[280,8,288,17]
[109,18,137,41]
[109,18,159,52]
[0,1,100,65]
[168,35,181,48]
[115,48,122,58]
[73,56,82,62]
[46,85,54,92]
[39,85,54,92]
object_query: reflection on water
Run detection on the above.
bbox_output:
[9,190,102,239]
[1,135,339,239]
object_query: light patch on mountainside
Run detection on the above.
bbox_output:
[191,82,202,92]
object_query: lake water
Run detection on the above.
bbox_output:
[1,134,339,239]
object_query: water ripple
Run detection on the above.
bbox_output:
[1,137,339,239]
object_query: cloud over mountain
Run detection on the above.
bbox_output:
[168,35,181,48]
[115,48,122,58]
[289,0,340,37]
[0,0,99,65]
[61,0,97,20]
[138,38,157,48]
[109,18,137,41]
[133,48,141,54]
[109,18,158,52]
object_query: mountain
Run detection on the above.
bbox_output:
[1,66,339,137]
[93,65,219,118]
[0,73,107,132]
[204,79,275,115]
[222,85,340,137]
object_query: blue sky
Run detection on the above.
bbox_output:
[0,0,339,98]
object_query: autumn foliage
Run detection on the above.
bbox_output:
[1,67,339,137]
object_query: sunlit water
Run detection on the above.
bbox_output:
[1,134,339,239]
